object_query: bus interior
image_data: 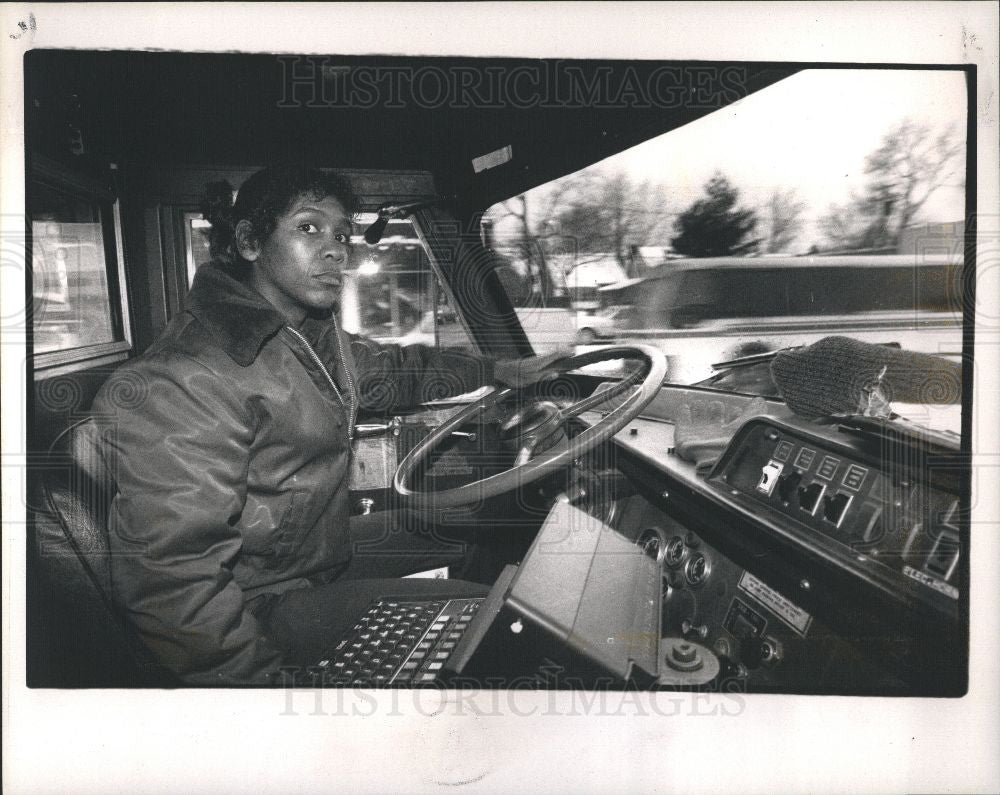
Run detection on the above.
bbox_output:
[25,50,973,696]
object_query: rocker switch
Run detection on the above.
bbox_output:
[757,461,784,497]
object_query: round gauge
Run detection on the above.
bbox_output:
[685,553,711,587]
[664,535,687,568]
[636,527,667,565]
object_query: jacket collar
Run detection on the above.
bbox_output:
[185,261,288,366]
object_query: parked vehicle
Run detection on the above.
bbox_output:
[574,305,631,343]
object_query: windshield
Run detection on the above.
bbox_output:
[481,68,967,434]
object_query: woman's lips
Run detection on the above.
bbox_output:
[312,271,342,286]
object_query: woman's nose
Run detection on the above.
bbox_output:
[323,237,349,263]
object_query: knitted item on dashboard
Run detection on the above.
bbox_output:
[769,336,962,420]
[673,396,770,474]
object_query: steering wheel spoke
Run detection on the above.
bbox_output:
[560,382,642,420]
[513,438,540,467]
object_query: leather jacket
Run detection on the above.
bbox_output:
[92,261,492,685]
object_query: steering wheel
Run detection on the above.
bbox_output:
[393,345,668,509]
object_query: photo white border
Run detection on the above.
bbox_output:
[3,3,998,793]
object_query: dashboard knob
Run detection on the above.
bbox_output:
[761,639,781,662]
[668,641,702,670]
[659,638,721,686]
[741,636,782,668]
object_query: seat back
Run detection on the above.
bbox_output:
[29,418,177,687]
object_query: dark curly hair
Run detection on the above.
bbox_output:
[199,165,358,265]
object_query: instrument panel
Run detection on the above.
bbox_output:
[707,417,963,614]
[578,387,967,695]
[619,500,907,694]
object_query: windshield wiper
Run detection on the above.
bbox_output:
[711,340,904,373]
[709,346,800,372]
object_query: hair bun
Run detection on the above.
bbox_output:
[200,180,236,228]
[200,180,237,260]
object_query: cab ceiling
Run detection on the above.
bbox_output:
[25,51,799,206]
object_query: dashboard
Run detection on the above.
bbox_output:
[344,378,966,695]
[575,383,967,695]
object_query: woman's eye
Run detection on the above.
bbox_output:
[334,233,349,244]
[298,223,318,233]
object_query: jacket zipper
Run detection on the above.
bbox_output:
[329,312,357,434]
[284,325,356,440]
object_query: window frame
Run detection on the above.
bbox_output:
[182,210,213,287]
[29,157,133,375]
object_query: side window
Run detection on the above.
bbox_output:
[184,213,215,285]
[915,263,961,313]
[673,271,725,326]
[788,267,852,315]
[29,158,132,372]
[716,271,752,319]
[751,270,790,318]
[345,216,476,351]
[672,270,787,325]
[480,219,570,311]
[855,267,911,312]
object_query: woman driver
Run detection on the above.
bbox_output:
[93,165,559,685]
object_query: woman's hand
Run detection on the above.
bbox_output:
[493,348,572,388]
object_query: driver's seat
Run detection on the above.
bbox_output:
[29,418,177,687]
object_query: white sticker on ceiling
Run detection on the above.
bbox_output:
[472,145,513,174]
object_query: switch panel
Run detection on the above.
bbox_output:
[709,418,962,609]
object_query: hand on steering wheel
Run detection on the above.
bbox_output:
[393,345,667,509]
[493,348,572,389]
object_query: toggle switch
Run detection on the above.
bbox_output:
[757,461,784,497]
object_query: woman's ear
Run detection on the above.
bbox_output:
[234,220,260,261]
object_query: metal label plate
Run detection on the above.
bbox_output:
[739,571,813,636]
[903,565,959,600]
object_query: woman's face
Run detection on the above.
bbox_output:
[241,193,352,324]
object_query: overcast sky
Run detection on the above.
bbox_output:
[514,68,968,252]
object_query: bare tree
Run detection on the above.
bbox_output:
[863,118,963,232]
[497,193,552,299]
[818,119,963,252]
[484,169,672,294]
[551,170,672,277]
[762,188,806,254]
[490,173,598,301]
